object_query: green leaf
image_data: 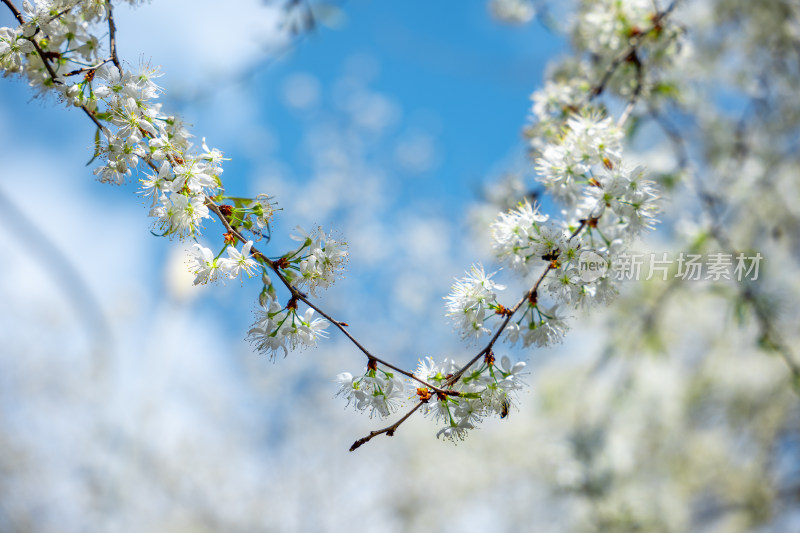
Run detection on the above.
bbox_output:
[791,373,800,396]
[85,127,102,166]
[653,81,680,99]
[625,115,641,140]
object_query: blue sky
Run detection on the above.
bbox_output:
[252,0,563,208]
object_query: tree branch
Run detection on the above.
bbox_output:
[106,3,123,76]
[349,401,424,451]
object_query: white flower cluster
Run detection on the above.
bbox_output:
[242,225,348,358]
[576,164,659,235]
[573,0,682,62]
[531,113,658,233]
[416,0,676,445]
[574,0,686,93]
[335,367,406,419]
[531,79,582,123]
[444,264,505,341]
[415,355,526,442]
[334,354,526,441]
[286,226,348,296]
[1,1,227,238]
[523,0,685,156]
[0,25,33,72]
[114,78,224,239]
[504,303,570,348]
[248,301,329,359]
[535,113,623,204]
[189,240,259,285]
[491,200,559,272]
[524,60,599,155]
[576,0,657,57]
[447,110,658,352]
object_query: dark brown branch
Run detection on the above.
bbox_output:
[2,0,700,451]
[617,51,645,128]
[106,3,123,76]
[63,58,112,77]
[0,0,23,24]
[349,401,424,451]
[204,201,445,393]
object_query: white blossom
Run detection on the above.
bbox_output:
[248,304,329,359]
[291,226,348,295]
[189,243,219,285]
[445,264,505,341]
[219,241,258,280]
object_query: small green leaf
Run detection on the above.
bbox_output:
[85,127,102,166]
[625,115,641,140]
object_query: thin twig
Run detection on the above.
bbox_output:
[586,0,680,102]
[0,0,23,23]
[616,51,644,128]
[349,401,424,451]
[353,220,589,449]
[63,58,113,77]
[204,200,444,392]
[106,3,123,76]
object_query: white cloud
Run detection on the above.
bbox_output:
[114,0,290,86]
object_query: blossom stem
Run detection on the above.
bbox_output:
[63,58,113,76]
